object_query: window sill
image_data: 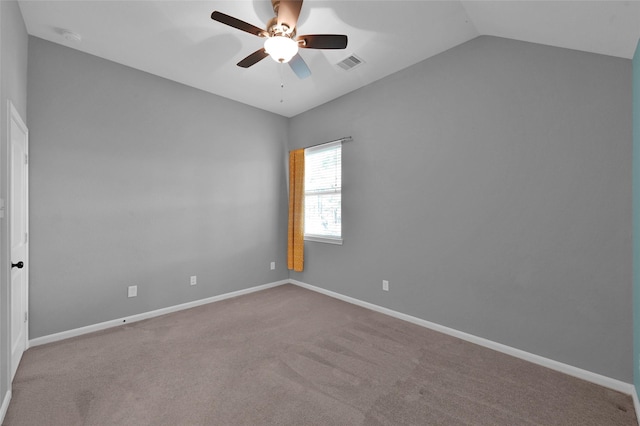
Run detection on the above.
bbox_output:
[304,235,343,245]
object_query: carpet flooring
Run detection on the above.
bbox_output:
[3,284,636,425]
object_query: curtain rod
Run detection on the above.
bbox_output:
[290,136,352,152]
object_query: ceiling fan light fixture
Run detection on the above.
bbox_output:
[264,36,298,63]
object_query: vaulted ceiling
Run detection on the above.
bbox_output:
[18,1,640,117]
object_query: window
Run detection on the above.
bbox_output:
[304,141,342,244]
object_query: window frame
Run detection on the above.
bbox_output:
[303,141,343,245]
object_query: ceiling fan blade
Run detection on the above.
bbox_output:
[277,0,303,30]
[298,34,348,49]
[237,49,270,68]
[289,54,311,79]
[211,11,267,38]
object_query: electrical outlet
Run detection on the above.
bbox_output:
[270,262,276,270]
[190,275,197,286]
[128,285,137,298]
[382,280,389,291]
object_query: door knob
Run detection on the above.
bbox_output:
[11,261,23,269]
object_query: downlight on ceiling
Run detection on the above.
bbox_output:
[264,36,298,63]
[61,30,82,43]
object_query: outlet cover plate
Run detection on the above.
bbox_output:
[190,276,197,286]
[128,285,137,298]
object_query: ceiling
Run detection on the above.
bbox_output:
[18,1,640,118]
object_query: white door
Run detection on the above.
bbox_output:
[9,102,28,380]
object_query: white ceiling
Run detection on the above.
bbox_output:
[18,1,640,117]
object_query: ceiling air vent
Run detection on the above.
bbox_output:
[337,54,364,71]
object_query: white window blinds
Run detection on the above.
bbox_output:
[304,141,342,243]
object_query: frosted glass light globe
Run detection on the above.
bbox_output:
[264,36,298,63]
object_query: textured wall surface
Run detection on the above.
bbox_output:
[289,36,633,382]
[633,38,640,396]
[27,37,289,338]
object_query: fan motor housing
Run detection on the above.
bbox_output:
[271,0,281,15]
[266,17,295,38]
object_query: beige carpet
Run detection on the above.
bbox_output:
[3,284,636,425]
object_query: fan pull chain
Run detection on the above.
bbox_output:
[278,63,285,103]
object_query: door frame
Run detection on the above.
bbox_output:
[8,100,28,380]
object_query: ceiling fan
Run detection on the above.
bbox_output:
[211,0,348,79]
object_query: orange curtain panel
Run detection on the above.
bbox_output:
[288,149,305,272]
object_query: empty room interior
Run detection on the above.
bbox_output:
[2,0,640,424]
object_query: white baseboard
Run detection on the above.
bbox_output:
[30,280,289,347]
[26,277,637,401]
[1,390,11,425]
[289,279,635,396]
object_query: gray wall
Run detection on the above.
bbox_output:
[27,37,289,338]
[0,0,28,407]
[289,36,633,382]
